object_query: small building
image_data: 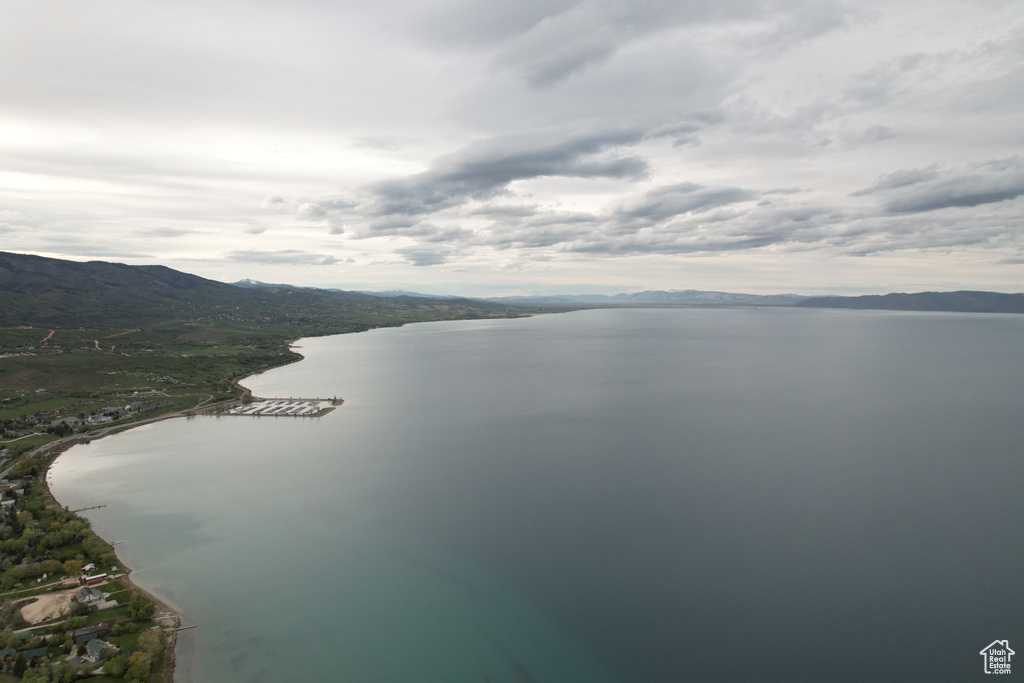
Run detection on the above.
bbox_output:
[72,586,104,605]
[85,638,116,663]
[72,621,114,644]
[73,630,100,646]
[83,573,107,585]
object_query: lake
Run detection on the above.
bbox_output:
[47,307,1024,681]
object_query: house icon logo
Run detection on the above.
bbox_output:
[980,640,1014,674]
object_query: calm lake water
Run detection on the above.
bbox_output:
[48,308,1024,681]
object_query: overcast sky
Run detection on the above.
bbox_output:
[2,0,1023,295]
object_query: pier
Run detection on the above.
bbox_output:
[224,397,343,418]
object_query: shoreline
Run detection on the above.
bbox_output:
[35,375,293,681]
[34,315,535,681]
[40,432,188,681]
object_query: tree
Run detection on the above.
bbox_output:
[128,592,156,622]
[12,651,26,677]
[103,653,129,677]
[20,668,51,683]
[137,629,164,659]
[51,663,78,683]
[62,559,81,577]
[125,652,152,683]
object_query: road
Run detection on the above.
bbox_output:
[1,394,238,479]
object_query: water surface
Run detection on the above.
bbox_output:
[49,308,1024,681]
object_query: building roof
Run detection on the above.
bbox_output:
[73,586,103,602]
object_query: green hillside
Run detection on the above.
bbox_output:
[0,251,532,454]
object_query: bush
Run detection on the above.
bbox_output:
[112,621,139,635]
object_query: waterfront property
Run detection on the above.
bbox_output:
[225,398,340,417]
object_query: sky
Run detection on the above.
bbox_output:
[1,0,1023,296]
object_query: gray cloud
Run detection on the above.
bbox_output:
[614,182,758,229]
[136,227,200,238]
[449,0,853,87]
[261,196,286,209]
[851,166,940,196]
[394,246,450,267]
[367,126,648,218]
[297,203,327,218]
[875,158,1024,213]
[226,249,338,265]
[645,111,725,147]
[2,0,1022,291]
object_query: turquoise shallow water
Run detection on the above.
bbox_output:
[48,308,1024,681]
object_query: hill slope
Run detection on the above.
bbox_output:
[0,252,527,413]
[0,251,510,328]
[487,289,806,306]
[795,291,1024,314]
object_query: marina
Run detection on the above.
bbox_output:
[224,398,342,417]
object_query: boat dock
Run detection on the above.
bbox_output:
[224,397,343,418]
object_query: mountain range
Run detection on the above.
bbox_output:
[2,252,1023,324]
[0,252,512,328]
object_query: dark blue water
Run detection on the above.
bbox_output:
[50,308,1024,681]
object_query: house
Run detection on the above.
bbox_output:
[0,500,15,510]
[72,586,104,605]
[84,639,116,663]
[82,563,96,573]
[980,640,1015,674]
[72,621,114,645]
[73,631,100,646]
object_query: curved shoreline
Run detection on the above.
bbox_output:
[40,431,187,680]
[35,317,534,681]
[36,361,303,681]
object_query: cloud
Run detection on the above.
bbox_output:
[261,195,286,209]
[860,158,1024,213]
[367,125,648,218]
[243,225,267,235]
[136,227,199,238]
[30,244,154,259]
[225,249,339,265]
[851,166,940,196]
[613,182,758,229]
[492,7,620,87]
[462,0,854,87]
[394,246,450,266]
[645,110,725,147]
[297,202,327,218]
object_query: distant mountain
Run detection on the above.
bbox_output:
[795,291,1024,314]
[0,251,515,328]
[232,278,293,289]
[350,289,460,299]
[488,290,807,306]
